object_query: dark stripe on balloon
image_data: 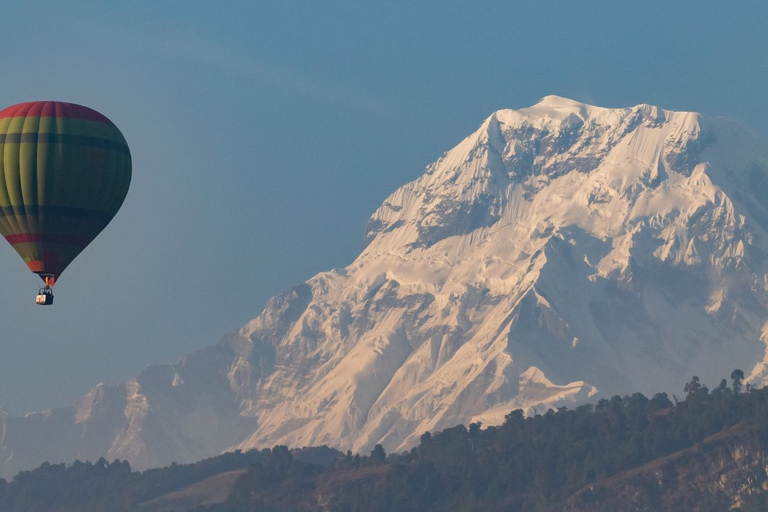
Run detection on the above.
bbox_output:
[5,233,90,247]
[0,205,115,223]
[0,133,129,154]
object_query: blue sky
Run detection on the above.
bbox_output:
[0,2,766,414]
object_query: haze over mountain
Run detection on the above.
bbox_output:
[2,96,768,478]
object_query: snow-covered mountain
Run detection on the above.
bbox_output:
[3,96,768,478]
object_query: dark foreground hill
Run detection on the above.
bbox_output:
[2,373,768,512]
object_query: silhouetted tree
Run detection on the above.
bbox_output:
[684,376,701,395]
[370,444,386,464]
[731,369,745,394]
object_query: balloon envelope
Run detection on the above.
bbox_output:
[0,101,131,284]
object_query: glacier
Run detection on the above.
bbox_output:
[2,95,768,478]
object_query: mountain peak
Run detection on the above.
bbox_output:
[364,97,716,255]
[532,94,587,109]
[515,94,597,122]
[2,99,768,478]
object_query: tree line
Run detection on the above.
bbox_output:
[0,371,766,511]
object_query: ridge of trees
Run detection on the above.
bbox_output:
[0,371,765,511]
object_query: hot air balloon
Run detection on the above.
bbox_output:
[0,101,131,305]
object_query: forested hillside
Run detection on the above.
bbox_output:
[3,372,768,512]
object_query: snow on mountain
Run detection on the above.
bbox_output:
[3,96,768,478]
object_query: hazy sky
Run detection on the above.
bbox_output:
[0,2,766,414]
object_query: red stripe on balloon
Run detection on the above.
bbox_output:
[5,233,90,247]
[0,101,112,124]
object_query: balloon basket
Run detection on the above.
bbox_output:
[36,288,54,306]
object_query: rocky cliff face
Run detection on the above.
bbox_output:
[3,96,768,478]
